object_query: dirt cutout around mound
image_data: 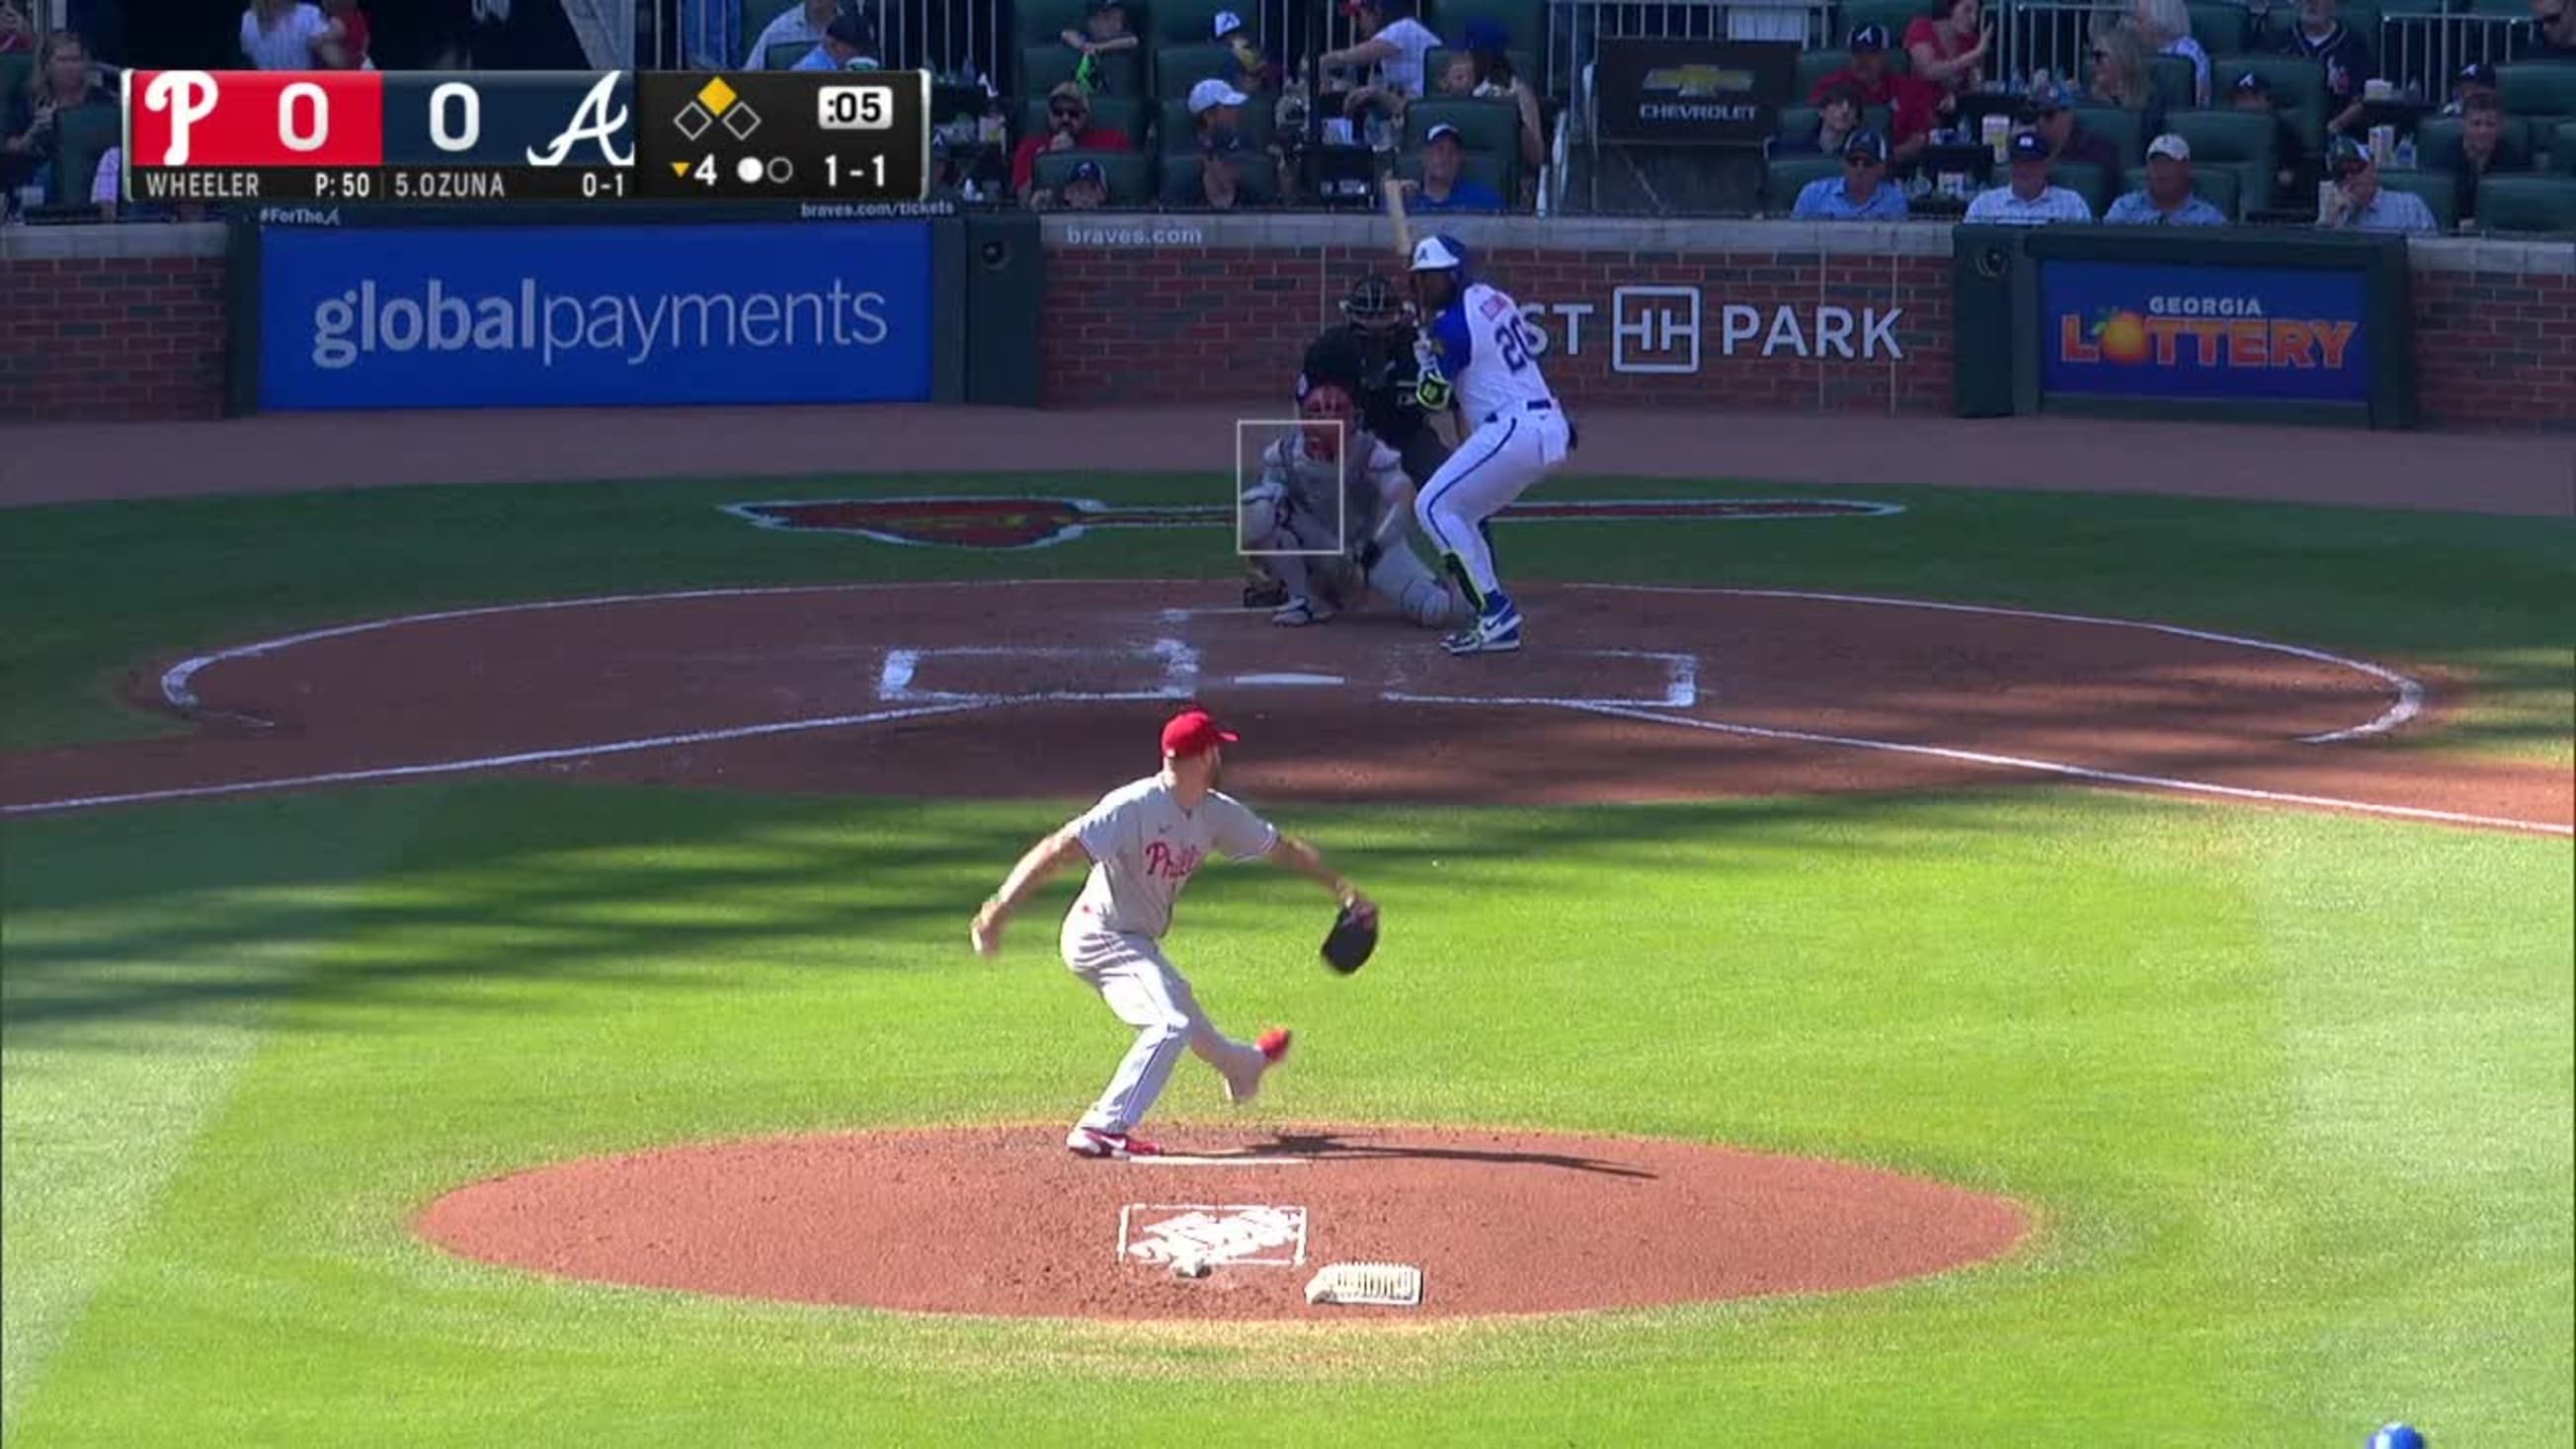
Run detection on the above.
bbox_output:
[416,1124,2030,1322]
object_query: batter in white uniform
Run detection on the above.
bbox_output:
[1237,381,1468,630]
[969,707,1378,1160]
[1408,233,1575,656]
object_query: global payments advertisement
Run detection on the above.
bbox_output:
[2039,259,2371,404]
[259,222,933,409]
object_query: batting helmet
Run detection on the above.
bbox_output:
[1409,234,1470,276]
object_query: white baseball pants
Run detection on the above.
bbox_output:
[1062,925,1266,1134]
[1239,484,1464,627]
[1412,406,1570,601]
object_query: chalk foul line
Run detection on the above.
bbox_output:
[0,702,985,817]
[1575,585,2424,745]
[1561,701,2571,838]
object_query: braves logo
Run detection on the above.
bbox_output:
[1143,841,1204,880]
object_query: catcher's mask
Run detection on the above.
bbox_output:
[1300,381,1355,460]
[1340,275,1409,332]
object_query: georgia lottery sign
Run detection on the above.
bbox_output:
[2039,260,2372,404]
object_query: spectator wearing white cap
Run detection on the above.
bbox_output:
[1399,122,1504,211]
[1965,129,2096,223]
[2104,133,2227,224]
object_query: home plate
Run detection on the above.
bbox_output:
[1231,673,1342,687]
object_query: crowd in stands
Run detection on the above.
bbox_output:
[5,0,2573,230]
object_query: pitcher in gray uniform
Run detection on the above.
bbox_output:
[969,706,1378,1160]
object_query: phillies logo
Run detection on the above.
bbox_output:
[721,496,1902,550]
[1143,842,1203,880]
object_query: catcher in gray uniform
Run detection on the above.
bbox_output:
[1237,382,1467,630]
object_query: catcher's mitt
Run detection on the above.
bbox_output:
[1321,902,1379,975]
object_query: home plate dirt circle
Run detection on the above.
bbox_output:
[415,1124,2030,1322]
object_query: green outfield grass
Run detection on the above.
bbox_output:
[1,472,2568,763]
[3,785,2568,1445]
[3,474,2570,1445]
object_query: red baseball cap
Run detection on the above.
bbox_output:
[1161,707,1239,759]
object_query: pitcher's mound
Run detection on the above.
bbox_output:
[417,1124,2029,1321]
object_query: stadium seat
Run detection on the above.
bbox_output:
[2498,64,2576,121]
[1151,0,1237,47]
[1019,0,1095,47]
[1154,95,1274,152]
[737,5,771,66]
[2147,53,2199,111]
[2187,161,2244,218]
[1156,149,1281,204]
[2376,167,2458,229]
[765,39,817,68]
[2471,173,2576,232]
[1154,41,1239,97]
[2050,160,2117,213]
[2554,120,2576,173]
[2185,0,2254,56]
[49,103,119,208]
[1403,96,1519,154]
[1022,93,1150,146]
[2073,105,2148,165]
[1395,145,1514,202]
[1761,155,1841,212]
[2416,114,2535,170]
[1033,148,1158,202]
[0,53,31,107]
[2165,107,2277,206]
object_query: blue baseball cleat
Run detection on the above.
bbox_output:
[2369,1424,2426,1449]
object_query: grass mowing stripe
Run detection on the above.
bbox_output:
[1,784,2565,1444]
[0,796,443,1430]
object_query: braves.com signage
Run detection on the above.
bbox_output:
[1590,39,1797,145]
[257,222,932,409]
[2039,260,2371,404]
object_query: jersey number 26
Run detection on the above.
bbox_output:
[1491,313,1538,373]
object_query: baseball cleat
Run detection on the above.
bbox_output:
[1066,1127,1162,1160]
[1243,579,1289,609]
[1271,597,1333,627]
[1225,1028,1294,1106]
[1444,601,1523,655]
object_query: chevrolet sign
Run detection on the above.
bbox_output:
[1596,38,1795,145]
[1641,64,1756,97]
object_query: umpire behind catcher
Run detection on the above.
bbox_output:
[1298,275,1452,490]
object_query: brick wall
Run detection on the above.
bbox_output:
[5,220,2567,430]
[0,252,228,424]
[1044,241,1953,414]
[2409,265,2576,429]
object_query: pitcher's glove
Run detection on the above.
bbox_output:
[1321,899,1379,975]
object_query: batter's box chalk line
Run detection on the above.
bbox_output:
[874,638,1201,705]
[1382,648,1700,710]
[1305,1262,1423,1308]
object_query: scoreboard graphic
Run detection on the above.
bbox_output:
[121,68,929,205]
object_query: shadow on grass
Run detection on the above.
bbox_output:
[0,781,2016,1048]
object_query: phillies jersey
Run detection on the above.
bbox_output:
[1422,282,1558,425]
[1066,776,1278,941]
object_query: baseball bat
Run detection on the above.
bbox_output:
[1382,174,1412,262]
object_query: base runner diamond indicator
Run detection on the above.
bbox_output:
[671,102,712,139]
[722,103,764,140]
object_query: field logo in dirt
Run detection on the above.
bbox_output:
[721,496,1902,550]
[1118,1204,1311,1267]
